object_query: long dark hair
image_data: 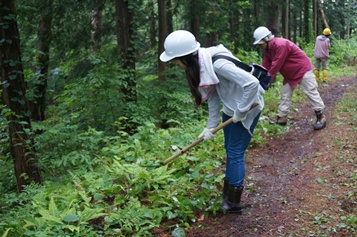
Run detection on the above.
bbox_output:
[178,52,202,108]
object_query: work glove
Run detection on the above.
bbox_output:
[233,110,248,123]
[198,128,216,141]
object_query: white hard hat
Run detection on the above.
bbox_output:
[160,30,200,62]
[253,26,272,45]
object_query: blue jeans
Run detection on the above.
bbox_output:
[222,112,260,186]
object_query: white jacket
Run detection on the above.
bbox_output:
[205,44,265,131]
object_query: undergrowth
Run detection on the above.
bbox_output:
[0,39,356,236]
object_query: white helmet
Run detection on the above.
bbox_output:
[253,26,272,45]
[160,30,200,62]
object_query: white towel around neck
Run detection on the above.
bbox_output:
[198,48,220,101]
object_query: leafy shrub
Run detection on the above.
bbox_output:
[2,39,357,236]
[34,122,109,179]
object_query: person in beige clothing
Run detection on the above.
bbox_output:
[314,28,331,82]
[253,26,326,130]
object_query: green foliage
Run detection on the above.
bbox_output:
[23,186,106,236]
[335,82,357,123]
[2,0,357,234]
[46,53,128,134]
[0,93,288,235]
[0,104,17,193]
[0,119,225,236]
[328,37,357,68]
[235,49,262,65]
[0,181,107,237]
[140,67,206,128]
[0,158,16,193]
[33,122,109,179]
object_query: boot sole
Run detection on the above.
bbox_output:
[314,122,326,130]
[221,204,252,214]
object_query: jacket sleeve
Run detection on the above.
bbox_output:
[206,90,221,129]
[215,61,259,114]
[266,43,290,79]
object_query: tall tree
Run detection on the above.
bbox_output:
[91,2,103,53]
[303,0,310,43]
[0,0,42,192]
[230,0,240,54]
[30,0,53,121]
[116,0,138,133]
[265,0,281,36]
[313,0,318,38]
[148,0,156,48]
[345,0,354,39]
[166,0,173,34]
[116,0,136,99]
[158,0,167,81]
[282,0,289,38]
[317,0,329,29]
[204,3,219,46]
[290,1,298,42]
[190,0,200,40]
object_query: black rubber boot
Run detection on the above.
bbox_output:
[220,178,229,209]
[221,185,243,213]
[314,110,326,130]
[269,116,287,126]
[222,178,229,200]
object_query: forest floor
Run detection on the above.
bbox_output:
[155,73,357,237]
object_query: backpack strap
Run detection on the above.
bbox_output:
[212,54,270,90]
[212,55,253,73]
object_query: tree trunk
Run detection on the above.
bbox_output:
[158,0,167,81]
[317,0,329,29]
[265,0,280,36]
[313,0,317,38]
[299,4,303,39]
[190,0,200,40]
[0,0,42,193]
[166,0,173,34]
[303,0,310,42]
[346,0,353,39]
[91,4,103,53]
[282,0,289,38]
[252,0,259,31]
[149,1,156,48]
[116,0,136,100]
[116,0,137,133]
[30,0,53,122]
[204,4,218,46]
[231,1,240,54]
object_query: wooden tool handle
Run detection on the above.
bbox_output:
[163,102,259,165]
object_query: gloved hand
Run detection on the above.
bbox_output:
[198,128,216,141]
[233,110,248,123]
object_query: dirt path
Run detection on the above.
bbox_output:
[185,75,357,237]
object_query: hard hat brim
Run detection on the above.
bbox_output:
[253,39,265,45]
[159,42,200,62]
[159,52,174,62]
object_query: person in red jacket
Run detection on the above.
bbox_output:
[314,28,331,82]
[253,26,326,130]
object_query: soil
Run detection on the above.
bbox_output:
[153,73,357,237]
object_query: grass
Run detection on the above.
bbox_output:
[297,77,357,236]
[0,41,356,236]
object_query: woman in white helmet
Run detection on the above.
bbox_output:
[160,30,265,213]
[253,26,327,130]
